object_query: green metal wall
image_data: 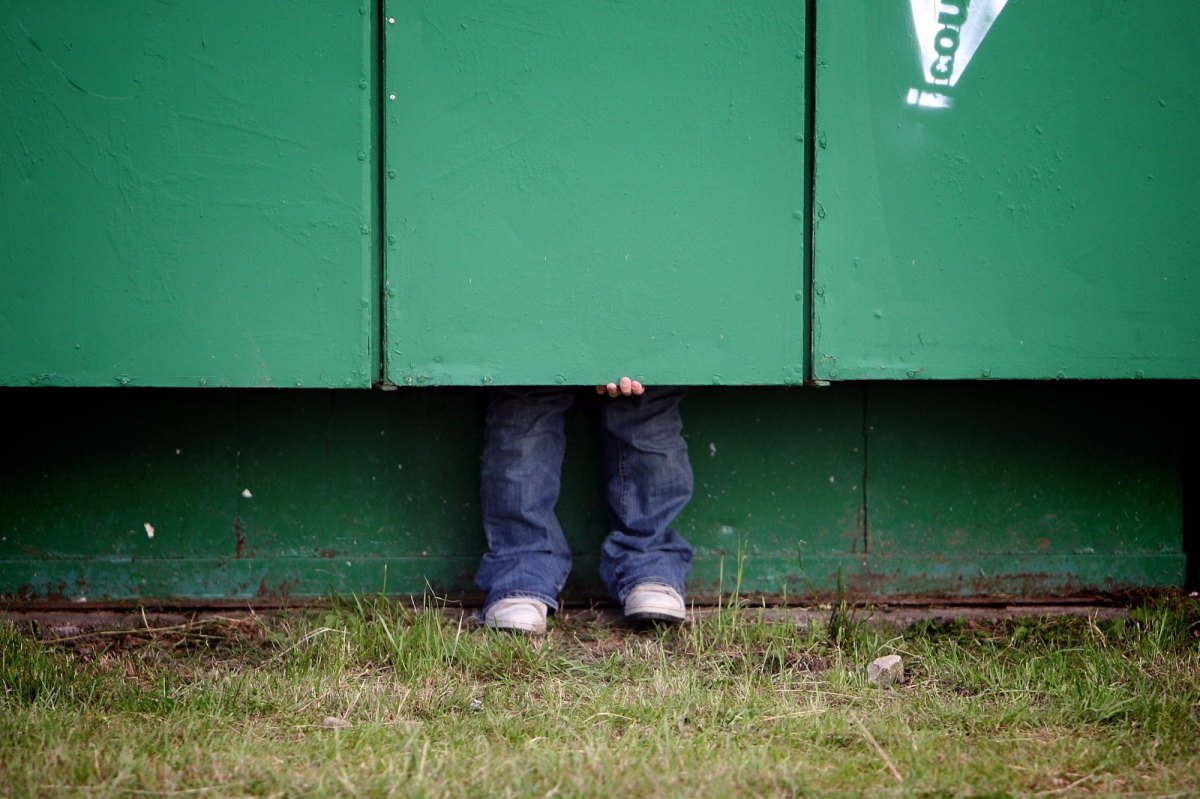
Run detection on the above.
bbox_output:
[0,384,1186,604]
[812,0,1200,380]
[0,2,378,388]
[1,4,1196,604]
[4,2,1199,386]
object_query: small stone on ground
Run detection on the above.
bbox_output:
[868,654,904,687]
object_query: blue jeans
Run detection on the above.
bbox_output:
[475,386,694,614]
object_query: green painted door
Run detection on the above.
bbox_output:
[0,2,378,388]
[384,1,808,386]
[812,1,1200,380]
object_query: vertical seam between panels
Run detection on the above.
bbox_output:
[374,0,388,385]
[803,0,818,383]
[861,384,870,556]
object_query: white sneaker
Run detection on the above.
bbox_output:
[482,597,548,634]
[623,583,686,623]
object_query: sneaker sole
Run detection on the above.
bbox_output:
[483,619,546,635]
[624,610,686,624]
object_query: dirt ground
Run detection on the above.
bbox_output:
[1,600,1145,641]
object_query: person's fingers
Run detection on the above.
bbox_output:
[599,378,646,397]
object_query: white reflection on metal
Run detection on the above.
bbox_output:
[907,0,1008,109]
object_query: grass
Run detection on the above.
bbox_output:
[1,595,1198,798]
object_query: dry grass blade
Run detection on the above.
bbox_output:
[853,715,904,784]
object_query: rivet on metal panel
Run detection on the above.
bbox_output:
[360,224,370,234]
[387,17,396,24]
[828,369,838,378]
[873,309,883,318]
[982,368,992,378]
[794,291,803,301]
[1135,370,1145,379]
[387,235,397,244]
[711,375,723,385]
[358,152,367,162]
[554,374,566,384]
[199,378,208,386]
[793,210,804,220]
[482,376,494,386]
[388,170,397,179]
[389,94,397,101]
[906,370,918,378]
[359,80,368,90]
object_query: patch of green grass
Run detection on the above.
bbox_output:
[2,596,1198,798]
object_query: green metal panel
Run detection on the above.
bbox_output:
[0,2,378,388]
[0,384,1186,604]
[812,1,1200,380]
[385,1,808,386]
[862,383,1185,594]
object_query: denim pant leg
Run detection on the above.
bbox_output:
[474,387,574,613]
[598,386,695,602]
